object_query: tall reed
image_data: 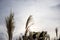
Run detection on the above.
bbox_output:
[25,15,33,36]
[5,12,15,40]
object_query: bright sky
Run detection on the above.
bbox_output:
[0,0,60,39]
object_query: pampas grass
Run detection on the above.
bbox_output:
[25,15,33,36]
[5,13,15,40]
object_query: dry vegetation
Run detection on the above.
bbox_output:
[5,13,14,40]
[5,11,60,40]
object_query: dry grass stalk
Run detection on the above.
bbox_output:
[5,13,15,40]
[25,15,33,36]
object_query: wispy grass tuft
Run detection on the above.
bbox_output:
[25,15,33,36]
[5,12,15,40]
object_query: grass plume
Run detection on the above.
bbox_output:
[25,15,33,36]
[5,13,15,40]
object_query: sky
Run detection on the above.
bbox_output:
[0,0,60,39]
